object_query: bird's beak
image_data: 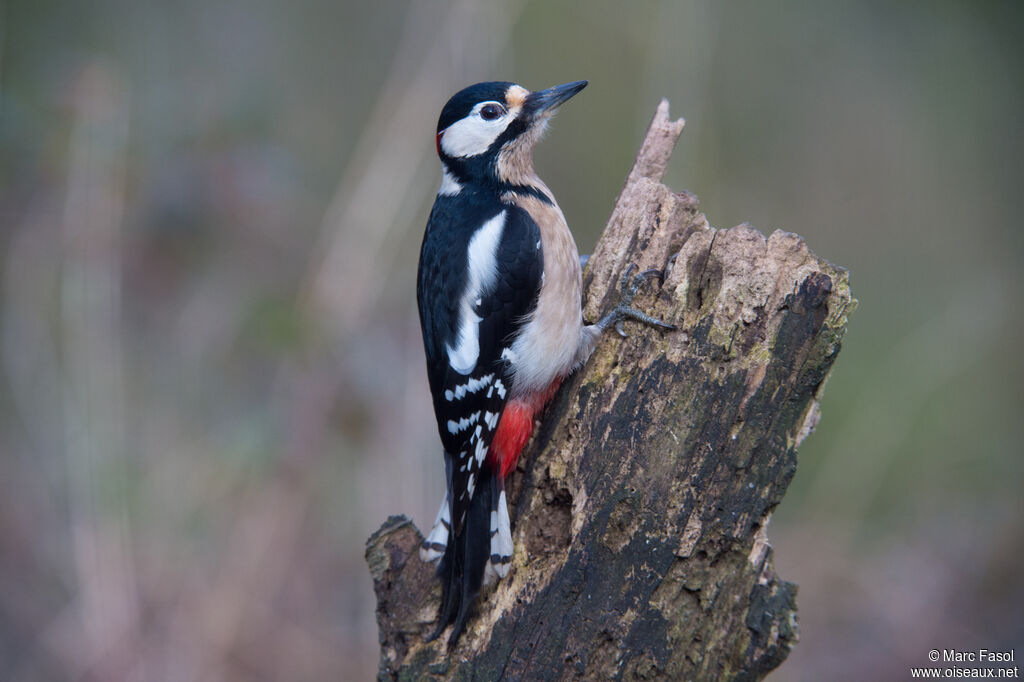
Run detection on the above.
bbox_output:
[525,80,588,118]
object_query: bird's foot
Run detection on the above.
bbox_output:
[596,263,677,338]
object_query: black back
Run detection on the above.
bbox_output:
[417,187,543,462]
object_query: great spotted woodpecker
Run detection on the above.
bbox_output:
[416,80,673,647]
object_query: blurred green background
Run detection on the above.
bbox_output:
[1,1,1021,679]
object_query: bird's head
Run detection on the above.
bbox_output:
[435,80,587,190]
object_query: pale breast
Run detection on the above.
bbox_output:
[504,186,585,397]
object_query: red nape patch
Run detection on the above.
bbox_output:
[435,131,444,156]
[491,401,535,480]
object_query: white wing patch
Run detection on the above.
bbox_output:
[446,411,481,435]
[446,211,506,374]
[445,373,494,401]
[474,436,488,465]
[486,378,507,399]
[446,311,482,375]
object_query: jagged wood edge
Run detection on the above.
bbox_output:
[366,100,854,680]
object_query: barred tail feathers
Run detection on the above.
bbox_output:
[428,379,562,647]
[428,464,496,648]
[420,493,450,562]
[484,486,513,583]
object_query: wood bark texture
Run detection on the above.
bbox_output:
[366,100,855,681]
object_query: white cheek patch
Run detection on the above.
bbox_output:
[441,116,508,158]
[440,100,519,158]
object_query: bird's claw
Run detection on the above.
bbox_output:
[598,263,677,336]
[618,264,667,307]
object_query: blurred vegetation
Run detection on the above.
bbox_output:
[1,1,1021,679]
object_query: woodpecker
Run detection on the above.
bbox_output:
[416,80,673,648]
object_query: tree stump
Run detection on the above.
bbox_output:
[366,100,855,680]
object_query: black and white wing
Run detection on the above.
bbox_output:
[416,199,542,536]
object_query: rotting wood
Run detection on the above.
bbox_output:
[366,99,855,681]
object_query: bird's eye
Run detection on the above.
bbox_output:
[480,104,505,121]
